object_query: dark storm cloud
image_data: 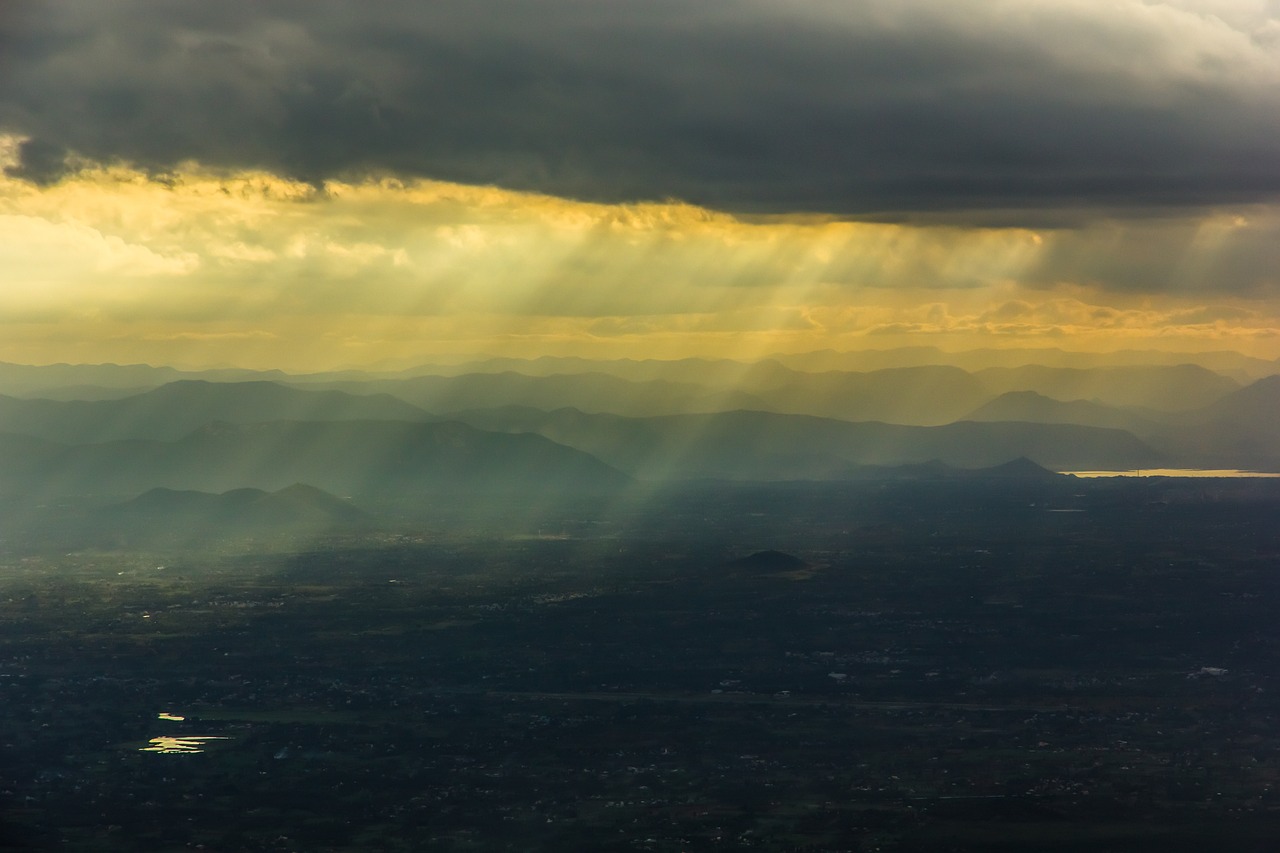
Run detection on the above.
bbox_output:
[3,0,1280,214]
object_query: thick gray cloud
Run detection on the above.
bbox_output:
[3,0,1280,215]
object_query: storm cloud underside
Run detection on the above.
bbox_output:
[3,0,1280,215]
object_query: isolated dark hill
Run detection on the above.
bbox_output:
[963,391,1162,434]
[975,456,1062,480]
[0,380,431,443]
[442,407,1162,479]
[119,485,267,516]
[100,484,372,545]
[254,483,371,526]
[727,550,809,572]
[4,419,631,499]
[974,364,1238,412]
[115,483,368,526]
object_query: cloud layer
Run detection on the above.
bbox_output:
[4,1,1280,215]
[1,151,1277,369]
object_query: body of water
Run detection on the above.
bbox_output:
[1062,469,1280,478]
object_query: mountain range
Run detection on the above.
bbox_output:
[0,418,630,500]
[442,406,1162,479]
[0,380,429,443]
[0,350,1275,515]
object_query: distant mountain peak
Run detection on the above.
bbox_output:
[103,483,371,545]
[727,550,809,572]
[980,457,1060,479]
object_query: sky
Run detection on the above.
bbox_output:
[2,0,1279,370]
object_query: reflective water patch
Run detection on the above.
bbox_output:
[140,736,228,754]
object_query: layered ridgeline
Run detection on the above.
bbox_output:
[443,408,1160,480]
[0,380,430,443]
[0,355,1250,421]
[0,418,631,500]
[0,351,1277,510]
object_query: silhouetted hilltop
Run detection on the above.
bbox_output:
[121,485,266,515]
[99,484,372,546]
[259,483,370,524]
[727,550,809,572]
[975,456,1061,479]
[973,364,1237,412]
[963,390,1160,434]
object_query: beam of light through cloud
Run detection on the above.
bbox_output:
[2,3,1279,367]
[0,146,1277,368]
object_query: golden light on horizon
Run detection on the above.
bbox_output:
[2,138,1278,370]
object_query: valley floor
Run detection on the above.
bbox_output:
[2,478,1279,851]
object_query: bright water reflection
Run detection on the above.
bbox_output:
[140,736,228,754]
[1063,469,1280,478]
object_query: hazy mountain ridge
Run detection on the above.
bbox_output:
[303,363,1237,426]
[739,365,990,425]
[365,347,1280,383]
[970,364,1238,412]
[392,361,1243,422]
[3,348,1269,408]
[1192,374,1280,424]
[312,366,987,424]
[0,358,1274,503]
[767,347,1280,379]
[385,355,794,387]
[1141,376,1280,469]
[104,483,371,535]
[963,391,1164,434]
[301,371,771,419]
[0,380,432,443]
[0,419,631,500]
[0,361,286,395]
[441,407,1162,479]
